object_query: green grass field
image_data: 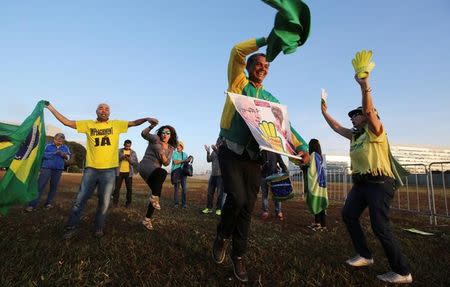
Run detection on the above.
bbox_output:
[0,174,449,286]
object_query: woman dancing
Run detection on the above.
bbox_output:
[139,123,178,230]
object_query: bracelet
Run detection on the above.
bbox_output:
[363,87,372,94]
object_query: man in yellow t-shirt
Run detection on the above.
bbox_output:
[320,74,412,284]
[112,139,138,208]
[45,102,158,239]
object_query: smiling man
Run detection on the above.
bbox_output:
[212,37,309,283]
[45,102,157,239]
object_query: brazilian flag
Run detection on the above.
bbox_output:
[0,101,47,214]
[304,152,329,214]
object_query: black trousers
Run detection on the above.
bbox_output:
[314,211,326,226]
[217,146,261,257]
[144,168,168,219]
[206,175,224,209]
[342,176,411,275]
[113,172,133,205]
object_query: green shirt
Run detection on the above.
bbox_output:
[219,38,308,156]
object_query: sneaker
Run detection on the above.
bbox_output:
[377,272,413,284]
[215,209,221,216]
[277,212,284,221]
[149,195,161,210]
[142,218,153,230]
[63,226,77,240]
[24,206,34,212]
[307,223,321,230]
[212,235,229,264]
[345,255,374,267]
[312,224,326,232]
[231,256,249,283]
[94,229,104,238]
[202,208,213,214]
[315,226,327,232]
[261,211,269,220]
[173,204,179,208]
[44,204,53,209]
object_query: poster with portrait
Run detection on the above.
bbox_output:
[228,92,302,160]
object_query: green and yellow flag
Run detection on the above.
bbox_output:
[0,101,47,214]
[263,0,311,62]
[304,152,329,214]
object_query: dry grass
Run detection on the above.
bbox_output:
[0,173,449,286]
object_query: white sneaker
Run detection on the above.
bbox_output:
[24,206,34,212]
[377,272,413,284]
[345,255,374,267]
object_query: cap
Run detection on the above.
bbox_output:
[348,107,363,118]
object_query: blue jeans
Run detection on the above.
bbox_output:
[206,175,225,209]
[66,167,116,230]
[261,178,281,214]
[173,176,187,207]
[28,168,63,208]
[342,176,410,275]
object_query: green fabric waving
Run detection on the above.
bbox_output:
[0,101,47,214]
[263,0,311,62]
[388,144,410,191]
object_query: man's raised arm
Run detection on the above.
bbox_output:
[128,117,158,127]
[46,103,76,129]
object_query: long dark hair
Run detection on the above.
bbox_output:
[156,125,178,149]
[308,138,322,156]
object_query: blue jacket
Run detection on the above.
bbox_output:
[41,143,71,170]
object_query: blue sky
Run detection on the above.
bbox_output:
[1,1,449,172]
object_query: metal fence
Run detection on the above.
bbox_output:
[289,161,450,225]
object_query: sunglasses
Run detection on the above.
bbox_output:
[161,131,171,135]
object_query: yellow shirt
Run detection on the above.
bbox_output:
[350,125,394,178]
[76,120,128,169]
[119,150,131,173]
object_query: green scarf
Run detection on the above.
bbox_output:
[263,0,311,62]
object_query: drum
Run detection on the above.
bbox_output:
[265,173,294,202]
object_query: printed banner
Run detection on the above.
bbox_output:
[228,92,301,160]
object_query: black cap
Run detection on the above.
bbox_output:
[348,106,363,118]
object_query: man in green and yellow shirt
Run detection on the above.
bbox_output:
[212,37,309,283]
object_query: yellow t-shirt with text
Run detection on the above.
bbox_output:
[76,120,128,169]
[119,150,131,173]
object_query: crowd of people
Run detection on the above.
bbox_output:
[18,34,413,285]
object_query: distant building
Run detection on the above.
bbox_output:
[321,145,450,173]
[390,145,450,167]
[324,155,349,171]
